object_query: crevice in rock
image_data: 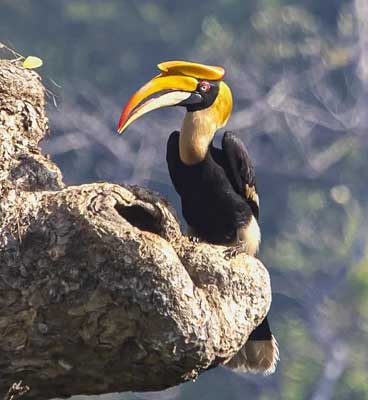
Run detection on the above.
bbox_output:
[115,204,162,235]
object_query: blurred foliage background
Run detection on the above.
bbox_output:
[1,0,368,399]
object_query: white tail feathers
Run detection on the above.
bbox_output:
[225,335,279,375]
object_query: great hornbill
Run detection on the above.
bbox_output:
[117,61,279,374]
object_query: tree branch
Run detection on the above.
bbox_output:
[0,59,271,399]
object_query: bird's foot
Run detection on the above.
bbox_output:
[188,235,201,243]
[223,243,248,260]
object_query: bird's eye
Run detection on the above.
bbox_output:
[199,81,211,93]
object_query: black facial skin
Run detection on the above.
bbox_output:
[179,80,220,112]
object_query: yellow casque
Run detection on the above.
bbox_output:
[157,60,225,80]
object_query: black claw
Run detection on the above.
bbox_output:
[223,243,248,260]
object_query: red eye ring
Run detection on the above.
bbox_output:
[199,81,211,93]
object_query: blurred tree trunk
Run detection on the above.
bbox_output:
[0,59,271,399]
[355,0,368,83]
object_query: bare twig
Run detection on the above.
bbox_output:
[3,382,30,400]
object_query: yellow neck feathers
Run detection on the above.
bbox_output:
[179,110,217,165]
[179,81,233,165]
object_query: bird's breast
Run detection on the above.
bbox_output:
[179,160,250,244]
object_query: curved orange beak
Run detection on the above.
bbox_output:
[117,74,198,133]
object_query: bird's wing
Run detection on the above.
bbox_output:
[166,131,185,196]
[222,131,259,220]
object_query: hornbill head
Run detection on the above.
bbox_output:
[117,61,233,134]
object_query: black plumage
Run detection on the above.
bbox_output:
[167,130,258,245]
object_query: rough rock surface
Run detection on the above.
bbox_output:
[0,59,271,399]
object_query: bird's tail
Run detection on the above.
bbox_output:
[225,317,279,375]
